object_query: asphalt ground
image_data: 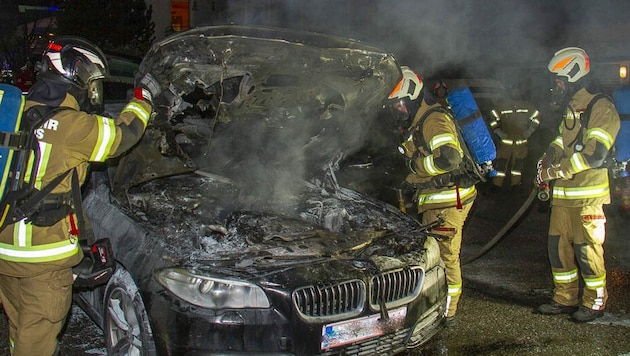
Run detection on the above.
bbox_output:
[461,181,630,326]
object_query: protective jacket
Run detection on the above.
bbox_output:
[0,93,151,277]
[403,100,477,213]
[490,100,540,144]
[489,99,540,186]
[546,88,620,207]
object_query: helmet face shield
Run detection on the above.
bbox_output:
[66,51,106,89]
[389,98,410,123]
[41,36,108,90]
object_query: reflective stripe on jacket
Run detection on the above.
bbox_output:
[405,100,477,212]
[548,89,620,207]
[0,92,151,273]
[0,219,79,263]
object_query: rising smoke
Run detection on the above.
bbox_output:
[201,0,629,81]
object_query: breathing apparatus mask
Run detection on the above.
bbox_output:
[387,66,424,133]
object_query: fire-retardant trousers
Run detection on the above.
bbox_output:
[0,268,74,355]
[492,142,528,188]
[547,204,608,311]
[422,200,474,318]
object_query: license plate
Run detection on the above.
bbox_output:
[321,306,407,350]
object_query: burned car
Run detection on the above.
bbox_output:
[75,25,447,355]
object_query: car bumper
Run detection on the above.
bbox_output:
[148,263,447,355]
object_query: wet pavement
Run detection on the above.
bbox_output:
[463,183,630,323]
[415,182,630,355]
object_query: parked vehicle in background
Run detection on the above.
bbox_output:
[74,25,448,355]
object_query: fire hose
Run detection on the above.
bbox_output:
[462,184,547,265]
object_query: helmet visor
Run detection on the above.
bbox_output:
[389,99,410,123]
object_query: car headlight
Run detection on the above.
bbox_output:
[155,268,271,309]
[423,236,441,269]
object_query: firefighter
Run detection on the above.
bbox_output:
[390,67,476,326]
[489,84,540,192]
[536,47,620,322]
[0,36,163,355]
[432,80,449,106]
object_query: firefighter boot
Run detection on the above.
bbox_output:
[537,301,579,315]
[572,306,604,322]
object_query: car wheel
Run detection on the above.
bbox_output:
[104,268,157,356]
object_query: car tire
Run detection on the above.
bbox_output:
[104,268,157,356]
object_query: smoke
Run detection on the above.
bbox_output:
[209,0,629,78]
[155,0,630,210]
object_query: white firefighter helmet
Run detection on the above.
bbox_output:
[388,66,423,101]
[388,66,424,124]
[547,47,590,83]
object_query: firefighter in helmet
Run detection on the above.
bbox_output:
[536,47,619,322]
[489,84,540,192]
[390,66,476,326]
[0,36,165,354]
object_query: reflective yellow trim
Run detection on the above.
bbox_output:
[23,141,52,190]
[569,152,589,173]
[121,102,150,127]
[552,269,579,283]
[584,274,606,289]
[15,219,32,247]
[0,240,79,263]
[90,115,117,162]
[586,128,614,149]
[423,155,447,175]
[552,183,609,200]
[417,185,476,206]
[429,133,458,151]
[551,136,563,149]
[0,220,80,262]
[448,283,462,296]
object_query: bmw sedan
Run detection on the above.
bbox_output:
[75,25,447,355]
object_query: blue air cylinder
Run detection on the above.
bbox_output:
[447,87,497,177]
[0,84,25,200]
[613,86,630,177]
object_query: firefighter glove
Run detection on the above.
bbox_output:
[536,165,572,184]
[399,180,416,197]
[135,73,161,104]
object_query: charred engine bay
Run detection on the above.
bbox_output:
[120,172,431,271]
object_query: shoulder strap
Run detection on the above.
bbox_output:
[411,106,453,150]
[412,106,485,187]
[582,93,611,127]
[0,106,74,231]
[574,94,612,152]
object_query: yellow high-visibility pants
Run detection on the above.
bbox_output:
[547,205,608,310]
[422,200,474,318]
[0,268,74,356]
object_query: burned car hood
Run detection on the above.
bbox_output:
[112,25,402,193]
[107,172,434,274]
[96,25,426,281]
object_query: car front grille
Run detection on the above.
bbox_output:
[292,266,425,321]
[369,266,424,310]
[293,279,365,321]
